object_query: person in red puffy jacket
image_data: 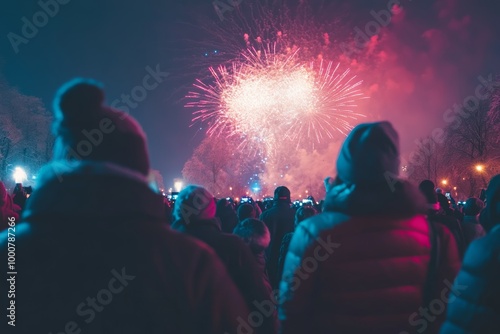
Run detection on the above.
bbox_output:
[279,121,461,334]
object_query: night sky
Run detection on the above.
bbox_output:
[1,0,500,187]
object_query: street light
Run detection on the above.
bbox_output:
[13,167,27,184]
[441,179,448,186]
[174,180,183,192]
[475,164,487,188]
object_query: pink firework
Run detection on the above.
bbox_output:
[185,43,365,153]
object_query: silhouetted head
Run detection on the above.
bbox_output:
[233,218,270,253]
[295,206,317,227]
[216,198,235,216]
[419,180,437,204]
[274,186,291,203]
[336,121,399,185]
[237,203,256,222]
[52,78,150,176]
[173,185,216,224]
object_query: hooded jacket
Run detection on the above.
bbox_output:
[260,201,295,290]
[279,122,460,334]
[0,161,249,334]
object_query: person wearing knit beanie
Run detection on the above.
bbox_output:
[0,79,251,334]
[51,78,150,176]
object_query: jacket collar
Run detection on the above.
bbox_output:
[23,160,165,222]
[323,177,427,218]
[171,218,222,233]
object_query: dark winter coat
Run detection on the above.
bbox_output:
[279,179,461,334]
[440,174,500,333]
[260,202,295,289]
[172,218,278,334]
[461,215,486,249]
[428,209,466,259]
[0,161,249,334]
[278,232,294,286]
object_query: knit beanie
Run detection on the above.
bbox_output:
[52,78,150,176]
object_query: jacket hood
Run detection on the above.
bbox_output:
[336,121,400,185]
[323,176,427,218]
[22,160,165,222]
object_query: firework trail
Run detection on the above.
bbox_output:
[185,42,365,154]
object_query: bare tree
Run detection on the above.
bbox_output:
[444,97,500,196]
[406,135,446,186]
[0,79,53,183]
[182,136,253,196]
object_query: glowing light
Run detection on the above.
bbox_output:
[441,180,448,186]
[13,167,27,184]
[174,180,183,192]
[186,45,365,153]
[475,164,484,172]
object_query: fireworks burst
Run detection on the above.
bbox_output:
[185,42,365,153]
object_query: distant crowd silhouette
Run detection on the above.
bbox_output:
[1,79,499,334]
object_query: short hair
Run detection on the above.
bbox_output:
[233,218,270,252]
[295,206,317,226]
[237,203,256,222]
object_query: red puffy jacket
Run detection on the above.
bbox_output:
[279,180,461,334]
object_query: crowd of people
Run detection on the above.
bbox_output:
[1,78,500,333]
